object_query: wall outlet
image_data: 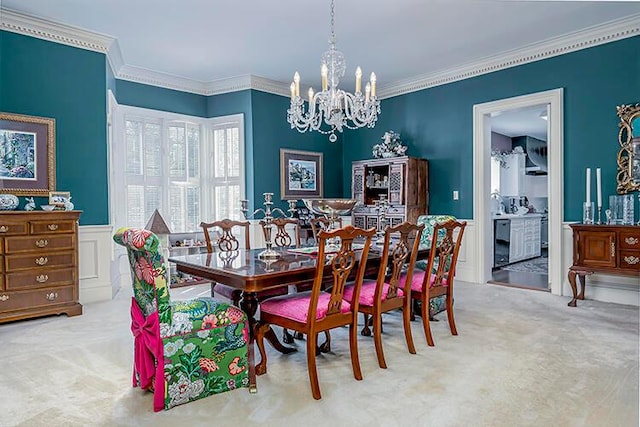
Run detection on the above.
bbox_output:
[453,190,459,200]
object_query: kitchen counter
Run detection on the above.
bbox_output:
[492,213,543,219]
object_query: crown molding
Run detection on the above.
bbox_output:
[378,13,640,99]
[0,7,114,53]
[2,7,638,99]
[117,64,208,95]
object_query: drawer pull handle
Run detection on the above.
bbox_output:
[36,274,48,283]
[0,225,8,233]
[35,239,48,248]
[624,237,639,246]
[48,224,59,231]
[624,256,639,265]
[45,292,58,301]
[35,257,48,266]
[0,295,8,302]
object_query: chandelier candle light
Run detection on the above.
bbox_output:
[240,193,297,259]
[287,0,381,142]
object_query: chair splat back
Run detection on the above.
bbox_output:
[314,226,376,320]
[310,216,342,243]
[200,219,251,252]
[380,222,425,301]
[260,217,300,248]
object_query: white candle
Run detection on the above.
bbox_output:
[294,72,300,97]
[355,67,362,93]
[370,72,377,97]
[596,168,602,208]
[308,87,314,105]
[586,168,591,205]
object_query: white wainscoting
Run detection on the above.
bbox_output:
[78,224,115,304]
[456,219,639,306]
[81,219,639,307]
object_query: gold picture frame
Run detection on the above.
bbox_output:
[49,191,70,207]
[616,104,640,194]
[0,112,56,195]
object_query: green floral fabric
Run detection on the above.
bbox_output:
[415,215,457,316]
[114,227,250,410]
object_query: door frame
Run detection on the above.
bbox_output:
[473,88,564,295]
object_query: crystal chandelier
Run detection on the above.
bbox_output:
[287,0,381,143]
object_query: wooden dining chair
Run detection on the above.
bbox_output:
[260,217,303,344]
[309,216,342,244]
[343,221,425,369]
[255,225,376,400]
[405,219,467,346]
[200,219,286,303]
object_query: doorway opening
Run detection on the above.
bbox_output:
[488,104,549,291]
[473,89,563,296]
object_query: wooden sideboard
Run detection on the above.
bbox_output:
[568,224,640,307]
[0,210,82,323]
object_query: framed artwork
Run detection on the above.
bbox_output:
[0,112,56,195]
[280,148,323,200]
[49,191,70,207]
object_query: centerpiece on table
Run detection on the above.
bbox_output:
[372,130,407,159]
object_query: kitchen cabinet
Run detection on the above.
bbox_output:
[507,215,541,263]
[567,224,640,306]
[498,153,526,197]
[0,211,82,323]
[351,156,428,229]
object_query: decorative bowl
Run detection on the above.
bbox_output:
[0,194,19,210]
[303,199,358,217]
[41,205,56,211]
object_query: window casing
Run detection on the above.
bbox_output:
[111,104,244,233]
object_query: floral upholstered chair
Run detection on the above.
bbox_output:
[113,227,252,411]
[414,215,457,316]
[404,219,467,346]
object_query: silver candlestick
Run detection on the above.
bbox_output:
[240,193,297,259]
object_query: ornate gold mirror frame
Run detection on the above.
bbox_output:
[616,103,640,194]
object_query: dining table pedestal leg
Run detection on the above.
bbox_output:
[239,291,297,377]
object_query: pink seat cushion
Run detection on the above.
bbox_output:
[402,270,448,293]
[260,291,351,323]
[343,280,404,307]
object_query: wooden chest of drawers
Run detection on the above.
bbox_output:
[0,211,82,323]
[568,224,640,307]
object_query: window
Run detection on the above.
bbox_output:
[111,104,244,233]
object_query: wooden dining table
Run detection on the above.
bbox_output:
[168,244,429,388]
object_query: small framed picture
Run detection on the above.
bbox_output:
[49,191,70,207]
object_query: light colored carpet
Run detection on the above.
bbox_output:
[1,281,638,427]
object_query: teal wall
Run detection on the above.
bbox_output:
[3,28,637,226]
[249,90,343,212]
[0,31,108,225]
[343,35,640,221]
[115,80,207,117]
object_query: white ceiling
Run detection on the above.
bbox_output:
[3,0,640,92]
[491,103,549,141]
